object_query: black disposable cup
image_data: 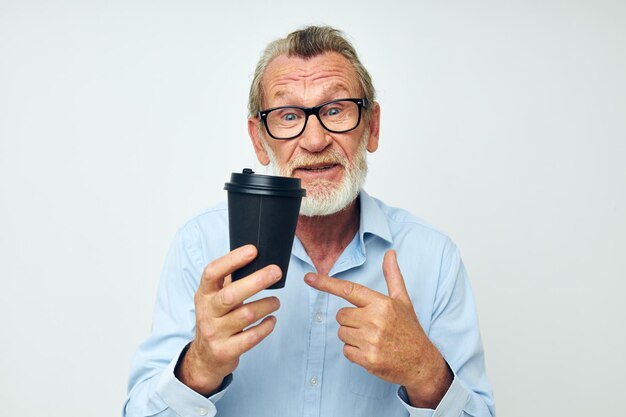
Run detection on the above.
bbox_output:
[224,168,306,289]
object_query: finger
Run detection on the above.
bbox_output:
[220,296,281,335]
[336,307,365,328]
[304,273,383,308]
[223,274,233,287]
[343,344,364,365]
[383,250,411,304]
[211,265,282,315]
[198,245,257,294]
[223,315,277,357]
[337,325,364,347]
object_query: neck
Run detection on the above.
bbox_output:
[296,197,360,276]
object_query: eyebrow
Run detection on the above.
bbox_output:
[270,83,353,105]
[272,90,295,100]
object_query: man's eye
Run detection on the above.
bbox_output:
[282,112,299,121]
[326,107,342,116]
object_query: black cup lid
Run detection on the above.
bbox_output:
[224,168,306,197]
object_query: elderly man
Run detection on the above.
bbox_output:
[125,26,495,417]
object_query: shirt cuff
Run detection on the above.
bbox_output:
[155,347,233,417]
[397,372,470,417]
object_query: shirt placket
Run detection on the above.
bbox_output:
[303,288,329,417]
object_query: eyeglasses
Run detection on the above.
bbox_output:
[258,98,368,140]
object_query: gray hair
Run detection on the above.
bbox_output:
[248,26,376,120]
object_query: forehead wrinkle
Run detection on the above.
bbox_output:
[267,76,356,107]
[271,80,350,101]
[263,53,360,105]
[271,67,353,86]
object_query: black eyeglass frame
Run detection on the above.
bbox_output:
[258,97,369,140]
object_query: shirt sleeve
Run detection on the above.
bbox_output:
[154,349,233,417]
[124,348,233,417]
[396,370,480,417]
[123,221,231,417]
[396,239,496,417]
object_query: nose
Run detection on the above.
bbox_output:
[298,114,332,153]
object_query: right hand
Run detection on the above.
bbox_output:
[175,244,282,396]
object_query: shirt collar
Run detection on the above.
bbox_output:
[291,190,393,265]
[358,189,393,244]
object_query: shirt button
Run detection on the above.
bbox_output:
[314,313,323,323]
[310,376,319,386]
[197,407,208,416]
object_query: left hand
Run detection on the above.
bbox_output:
[304,250,452,408]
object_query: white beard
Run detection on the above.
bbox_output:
[261,133,369,217]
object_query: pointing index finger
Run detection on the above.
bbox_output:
[304,273,381,307]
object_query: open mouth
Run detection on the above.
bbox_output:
[299,164,338,172]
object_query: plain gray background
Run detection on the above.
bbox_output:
[1,1,624,416]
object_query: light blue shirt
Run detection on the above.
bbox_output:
[124,191,495,417]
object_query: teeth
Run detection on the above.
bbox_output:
[304,165,331,171]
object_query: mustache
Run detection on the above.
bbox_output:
[287,149,347,174]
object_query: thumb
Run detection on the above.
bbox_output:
[383,250,411,304]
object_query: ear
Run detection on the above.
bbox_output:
[248,117,270,165]
[366,101,380,153]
